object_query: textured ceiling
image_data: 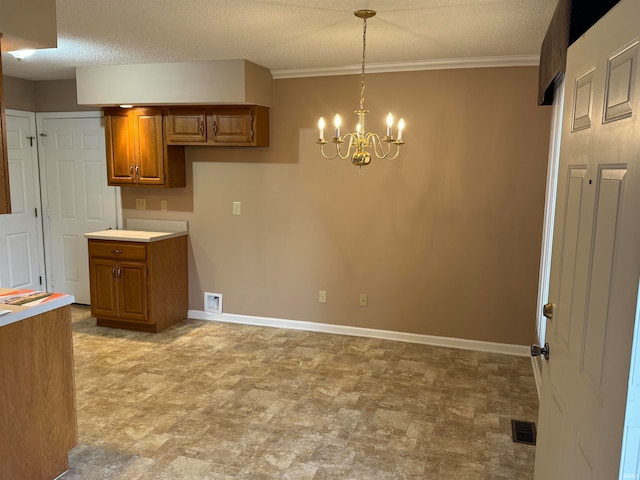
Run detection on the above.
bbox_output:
[1,0,558,81]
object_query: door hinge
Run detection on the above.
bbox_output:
[34,207,38,218]
[39,276,43,285]
[26,136,36,147]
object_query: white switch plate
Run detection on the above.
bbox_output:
[135,198,146,210]
[318,290,327,303]
[359,293,368,307]
[160,199,168,211]
[233,201,241,215]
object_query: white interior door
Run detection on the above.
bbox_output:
[0,110,45,290]
[534,0,640,478]
[37,112,119,304]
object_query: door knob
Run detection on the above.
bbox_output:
[543,303,554,319]
[531,343,550,360]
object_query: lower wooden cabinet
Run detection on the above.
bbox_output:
[0,305,77,480]
[88,236,188,332]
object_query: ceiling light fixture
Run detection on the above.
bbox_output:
[8,49,36,61]
[316,10,405,167]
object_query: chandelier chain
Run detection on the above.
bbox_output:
[360,17,367,111]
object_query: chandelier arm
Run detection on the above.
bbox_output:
[367,133,390,159]
[367,133,402,160]
[319,143,339,160]
[337,133,357,160]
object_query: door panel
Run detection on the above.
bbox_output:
[89,258,118,317]
[134,111,163,184]
[38,114,118,304]
[0,112,45,291]
[118,261,147,322]
[534,0,640,478]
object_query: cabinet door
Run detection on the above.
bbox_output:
[105,111,136,185]
[117,260,149,323]
[133,109,164,185]
[209,107,254,145]
[165,109,206,143]
[89,258,118,318]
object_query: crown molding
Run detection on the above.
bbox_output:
[271,54,541,79]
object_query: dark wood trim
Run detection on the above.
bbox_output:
[538,0,622,105]
[0,34,12,214]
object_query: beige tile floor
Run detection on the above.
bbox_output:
[60,305,538,479]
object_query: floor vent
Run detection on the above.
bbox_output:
[511,419,537,445]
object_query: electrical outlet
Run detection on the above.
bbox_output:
[233,201,241,215]
[318,290,327,303]
[359,293,368,307]
[160,199,168,211]
[135,198,146,210]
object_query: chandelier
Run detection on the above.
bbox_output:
[316,9,405,167]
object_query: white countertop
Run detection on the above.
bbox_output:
[0,289,75,329]
[85,229,188,242]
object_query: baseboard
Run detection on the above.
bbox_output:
[531,355,543,399]
[187,309,530,357]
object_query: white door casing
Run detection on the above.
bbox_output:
[534,0,640,478]
[37,112,119,304]
[0,111,46,290]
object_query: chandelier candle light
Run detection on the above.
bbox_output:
[316,9,405,167]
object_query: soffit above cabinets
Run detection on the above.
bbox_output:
[76,60,274,107]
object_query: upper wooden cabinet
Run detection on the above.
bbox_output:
[164,108,207,143]
[0,35,12,214]
[165,105,269,147]
[104,107,186,188]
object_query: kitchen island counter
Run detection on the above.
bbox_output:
[0,289,77,480]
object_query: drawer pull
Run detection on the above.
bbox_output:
[112,266,116,280]
[117,267,122,279]
[110,249,124,255]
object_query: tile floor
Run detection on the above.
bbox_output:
[60,306,538,479]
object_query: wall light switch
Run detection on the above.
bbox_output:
[136,198,146,210]
[160,199,168,211]
[233,201,241,215]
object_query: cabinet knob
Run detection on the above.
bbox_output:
[111,266,116,279]
[129,164,134,177]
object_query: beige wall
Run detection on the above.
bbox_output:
[3,77,94,112]
[0,0,57,51]
[3,76,36,111]
[121,66,552,346]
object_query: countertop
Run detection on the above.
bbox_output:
[84,229,188,242]
[0,288,75,328]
